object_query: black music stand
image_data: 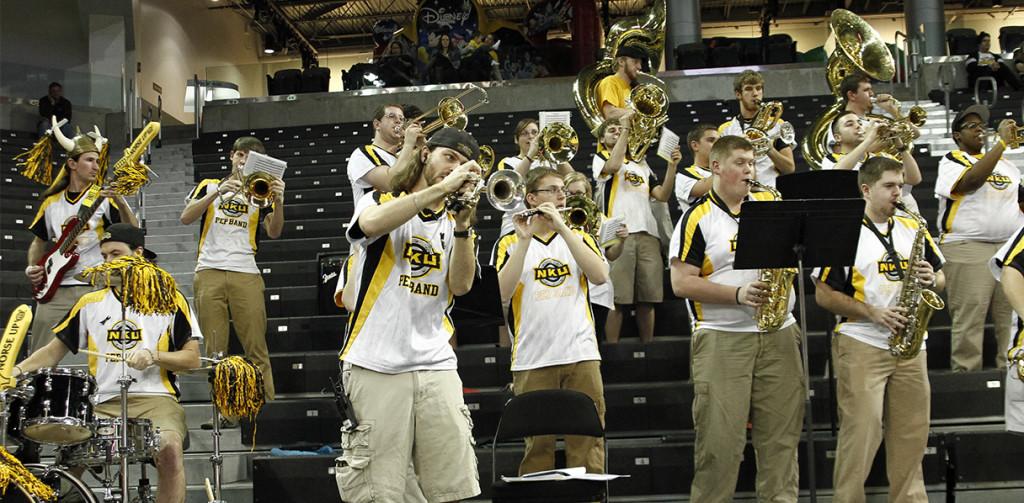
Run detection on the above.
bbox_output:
[735,197,864,503]
[452,265,505,344]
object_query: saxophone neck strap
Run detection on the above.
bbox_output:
[862,216,904,280]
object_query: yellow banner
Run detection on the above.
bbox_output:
[0,305,32,389]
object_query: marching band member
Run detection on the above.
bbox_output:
[840,73,901,119]
[935,105,1023,371]
[593,111,680,343]
[8,224,201,503]
[346,104,418,202]
[814,157,944,502]
[990,225,1024,435]
[25,127,138,353]
[674,123,718,214]
[494,167,609,474]
[718,70,795,187]
[823,110,923,212]
[337,127,481,502]
[670,135,804,501]
[595,45,648,122]
[180,136,283,414]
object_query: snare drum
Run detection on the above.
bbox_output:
[59,417,161,467]
[8,368,96,445]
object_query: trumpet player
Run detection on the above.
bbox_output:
[840,73,901,119]
[493,118,573,237]
[180,136,283,414]
[593,111,680,343]
[814,157,944,503]
[989,224,1024,435]
[494,168,610,474]
[670,136,803,502]
[337,127,481,502]
[718,70,795,187]
[823,110,923,211]
[346,104,415,202]
[936,105,1024,372]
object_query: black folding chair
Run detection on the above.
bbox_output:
[490,389,607,503]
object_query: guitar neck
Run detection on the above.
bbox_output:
[58,188,108,255]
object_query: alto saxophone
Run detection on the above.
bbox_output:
[888,201,945,359]
[745,179,797,332]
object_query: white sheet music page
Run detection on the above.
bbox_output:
[242,151,288,179]
[538,111,572,130]
[656,127,680,162]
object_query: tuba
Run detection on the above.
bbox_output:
[888,201,945,359]
[625,84,670,160]
[802,9,895,169]
[538,123,579,165]
[746,179,797,332]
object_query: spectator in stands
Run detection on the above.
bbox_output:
[25,126,138,354]
[675,124,718,214]
[463,32,503,82]
[814,156,944,502]
[967,32,1022,91]
[718,70,795,187]
[596,44,647,122]
[823,110,923,212]
[378,40,417,87]
[593,112,681,343]
[425,32,462,84]
[1013,44,1024,75]
[990,225,1024,436]
[935,104,1024,371]
[494,167,609,475]
[180,136,284,423]
[345,104,407,202]
[840,72,901,118]
[670,135,803,502]
[38,81,72,138]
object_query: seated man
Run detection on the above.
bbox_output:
[7,223,201,503]
[967,32,1022,91]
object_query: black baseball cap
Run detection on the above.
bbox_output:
[951,104,990,133]
[615,44,648,61]
[101,223,157,260]
[427,127,480,160]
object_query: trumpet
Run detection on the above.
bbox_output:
[486,169,526,212]
[409,84,488,135]
[221,170,278,208]
[1006,120,1024,149]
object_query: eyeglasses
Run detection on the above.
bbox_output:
[532,187,568,196]
[566,190,587,197]
[958,121,985,131]
[382,113,405,122]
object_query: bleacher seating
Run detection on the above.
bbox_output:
[946,28,978,56]
[999,26,1024,53]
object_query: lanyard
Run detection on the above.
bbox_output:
[862,217,904,280]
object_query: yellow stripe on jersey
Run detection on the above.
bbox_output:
[363,145,383,166]
[580,275,595,327]
[443,293,455,335]
[1011,319,1024,362]
[678,201,712,261]
[1005,234,1024,267]
[494,233,518,271]
[248,206,260,251]
[717,121,732,134]
[851,268,866,302]
[341,237,396,358]
[941,198,964,238]
[53,288,110,334]
[947,151,975,196]
[701,255,714,276]
[509,285,524,365]
[578,231,602,256]
[29,192,63,229]
[157,328,176,395]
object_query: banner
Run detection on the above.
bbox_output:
[415,0,481,54]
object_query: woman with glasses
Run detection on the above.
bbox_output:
[494,167,610,475]
[935,104,1024,371]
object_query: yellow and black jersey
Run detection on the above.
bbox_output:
[333,250,357,311]
[29,187,123,286]
[718,116,795,188]
[669,189,796,332]
[990,225,1024,361]
[816,216,943,350]
[346,144,397,204]
[674,164,711,215]
[591,149,659,236]
[494,230,604,371]
[821,151,918,209]
[342,190,463,374]
[934,150,1024,243]
[187,179,273,274]
[53,287,201,403]
[494,155,544,236]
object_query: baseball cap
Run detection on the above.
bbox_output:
[101,223,157,261]
[951,104,990,133]
[426,127,480,161]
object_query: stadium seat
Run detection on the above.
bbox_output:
[999,26,1024,53]
[300,66,330,93]
[271,69,302,95]
[674,42,707,69]
[946,28,978,56]
[709,44,741,67]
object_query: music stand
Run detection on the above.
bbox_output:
[451,265,505,343]
[735,197,864,502]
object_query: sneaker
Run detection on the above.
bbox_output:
[200,418,239,430]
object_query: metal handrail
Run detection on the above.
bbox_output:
[194,73,201,139]
[975,76,998,107]
[938,63,958,136]
[156,95,163,149]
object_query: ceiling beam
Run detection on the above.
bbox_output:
[266,0,319,56]
[298,2,348,20]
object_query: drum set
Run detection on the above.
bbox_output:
[2,367,160,502]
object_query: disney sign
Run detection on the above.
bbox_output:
[416,0,480,51]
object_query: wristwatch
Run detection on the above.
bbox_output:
[454,228,476,239]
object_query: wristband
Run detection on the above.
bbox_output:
[454,229,475,239]
[144,348,156,363]
[735,287,742,305]
[999,138,1009,149]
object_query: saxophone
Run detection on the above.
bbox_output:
[745,179,797,332]
[888,201,945,359]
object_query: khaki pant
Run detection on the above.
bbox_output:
[335,365,479,503]
[832,335,930,503]
[940,240,1013,371]
[193,269,275,401]
[511,360,606,475]
[690,324,805,503]
[610,232,664,304]
[94,394,188,441]
[29,285,96,353]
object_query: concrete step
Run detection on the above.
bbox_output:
[146,232,197,244]
[185,483,251,503]
[149,241,197,254]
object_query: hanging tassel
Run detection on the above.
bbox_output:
[0,446,56,500]
[96,142,110,185]
[212,355,266,447]
[80,255,178,315]
[13,136,55,185]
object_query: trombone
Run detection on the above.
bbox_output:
[220,169,278,208]
[537,122,579,165]
[408,84,489,135]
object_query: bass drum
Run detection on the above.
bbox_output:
[4,463,97,503]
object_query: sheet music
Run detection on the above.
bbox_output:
[656,127,680,162]
[502,466,629,482]
[242,151,288,179]
[599,216,625,248]
[538,111,572,131]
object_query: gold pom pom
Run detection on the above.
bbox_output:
[212,356,266,447]
[0,446,56,500]
[80,255,178,315]
[13,137,55,185]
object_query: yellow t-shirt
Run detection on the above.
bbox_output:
[596,74,631,116]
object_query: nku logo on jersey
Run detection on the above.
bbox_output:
[218,198,249,218]
[107,319,143,351]
[403,236,441,278]
[624,171,646,187]
[877,252,909,282]
[987,173,1012,190]
[534,258,571,287]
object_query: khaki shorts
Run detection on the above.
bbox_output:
[94,394,188,442]
[30,285,96,353]
[610,232,664,305]
[335,364,480,503]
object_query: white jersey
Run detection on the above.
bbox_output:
[821,152,918,212]
[53,287,202,403]
[988,227,1024,433]
[347,144,397,204]
[934,150,1024,244]
[29,187,123,286]
[187,179,272,274]
[495,155,544,236]
[674,164,712,215]
[592,150,659,237]
[342,191,463,374]
[670,189,796,333]
[719,115,795,188]
[814,216,943,351]
[494,230,604,371]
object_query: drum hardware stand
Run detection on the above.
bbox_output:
[116,279,136,502]
[205,352,227,503]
